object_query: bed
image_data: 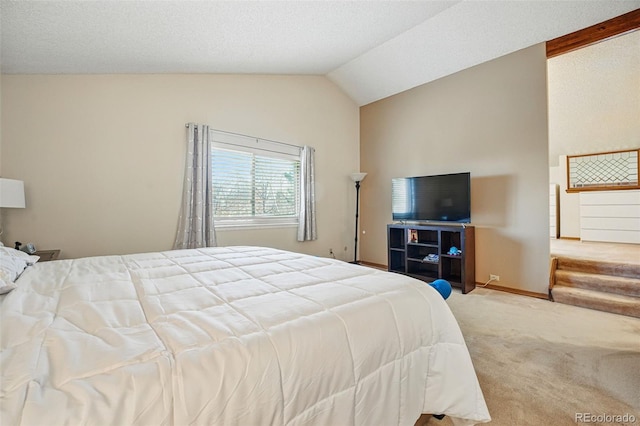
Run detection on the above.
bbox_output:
[1,246,490,425]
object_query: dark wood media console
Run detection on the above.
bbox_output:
[387,223,475,294]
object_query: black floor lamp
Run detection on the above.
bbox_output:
[349,172,367,264]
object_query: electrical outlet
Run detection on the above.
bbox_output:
[490,274,500,282]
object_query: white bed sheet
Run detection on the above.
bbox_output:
[1,246,489,425]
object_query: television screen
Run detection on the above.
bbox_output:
[392,172,470,223]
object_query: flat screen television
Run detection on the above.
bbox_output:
[392,172,471,223]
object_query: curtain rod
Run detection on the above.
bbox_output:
[185,123,301,150]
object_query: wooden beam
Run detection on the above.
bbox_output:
[546,9,640,58]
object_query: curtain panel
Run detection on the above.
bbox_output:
[174,124,217,249]
[297,145,317,241]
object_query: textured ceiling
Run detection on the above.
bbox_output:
[0,1,458,74]
[547,30,640,166]
[1,0,639,106]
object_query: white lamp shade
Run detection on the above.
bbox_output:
[0,179,26,208]
[350,172,367,182]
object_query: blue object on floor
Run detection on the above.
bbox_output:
[429,279,452,300]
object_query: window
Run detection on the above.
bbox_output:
[210,132,301,228]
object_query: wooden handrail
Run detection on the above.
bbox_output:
[566,148,639,193]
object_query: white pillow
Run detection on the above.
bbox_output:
[0,247,39,287]
[0,277,17,295]
[1,247,40,265]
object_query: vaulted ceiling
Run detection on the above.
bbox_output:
[1,1,638,106]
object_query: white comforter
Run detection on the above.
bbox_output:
[1,246,489,426]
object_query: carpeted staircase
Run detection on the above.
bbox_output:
[549,256,640,318]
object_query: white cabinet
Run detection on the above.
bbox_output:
[580,190,640,244]
[550,184,559,238]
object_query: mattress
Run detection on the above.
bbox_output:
[0,246,490,425]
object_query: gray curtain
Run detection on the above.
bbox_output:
[173,124,217,249]
[297,145,317,241]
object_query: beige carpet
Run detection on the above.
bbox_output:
[423,288,640,425]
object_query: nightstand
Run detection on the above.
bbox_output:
[34,249,61,262]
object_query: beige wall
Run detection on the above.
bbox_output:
[548,30,640,238]
[1,74,360,260]
[360,44,550,295]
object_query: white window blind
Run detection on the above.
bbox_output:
[392,178,411,216]
[210,130,301,228]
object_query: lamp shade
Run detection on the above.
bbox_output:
[350,172,367,182]
[0,179,26,208]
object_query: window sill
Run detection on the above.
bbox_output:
[214,220,298,230]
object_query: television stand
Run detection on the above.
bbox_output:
[387,223,475,294]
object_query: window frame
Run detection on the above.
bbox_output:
[210,132,301,230]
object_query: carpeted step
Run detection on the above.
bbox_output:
[551,286,640,319]
[555,257,640,279]
[554,270,640,297]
